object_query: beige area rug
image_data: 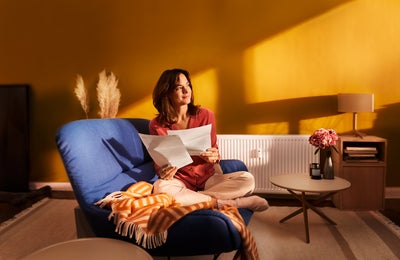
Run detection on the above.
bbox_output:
[0,198,78,260]
[248,206,400,260]
[1,199,399,260]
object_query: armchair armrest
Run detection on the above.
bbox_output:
[219,159,248,173]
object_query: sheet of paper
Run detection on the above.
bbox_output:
[167,124,212,156]
[138,133,193,169]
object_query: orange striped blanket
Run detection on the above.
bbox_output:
[95,181,259,260]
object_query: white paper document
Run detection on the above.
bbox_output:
[138,124,212,169]
[167,124,212,156]
[138,134,193,169]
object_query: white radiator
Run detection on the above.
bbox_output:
[217,135,319,193]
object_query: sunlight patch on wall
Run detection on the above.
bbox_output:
[192,68,218,112]
[299,113,377,135]
[118,96,157,119]
[242,17,337,104]
[300,115,346,135]
[243,0,400,106]
[352,112,377,132]
[118,69,219,119]
[246,122,289,135]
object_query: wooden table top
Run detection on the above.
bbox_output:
[270,173,351,193]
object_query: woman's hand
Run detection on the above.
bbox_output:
[200,147,219,164]
[158,165,177,180]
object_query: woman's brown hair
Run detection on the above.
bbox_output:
[152,68,200,126]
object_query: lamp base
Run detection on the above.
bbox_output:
[352,130,367,139]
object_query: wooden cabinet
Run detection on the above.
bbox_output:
[332,135,387,210]
[0,85,30,192]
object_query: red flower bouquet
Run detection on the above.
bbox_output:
[309,128,339,154]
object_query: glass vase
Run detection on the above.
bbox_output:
[323,150,334,179]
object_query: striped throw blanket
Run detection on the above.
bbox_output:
[95,181,259,260]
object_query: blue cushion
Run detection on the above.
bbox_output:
[56,119,158,205]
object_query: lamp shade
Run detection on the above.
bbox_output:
[338,93,374,113]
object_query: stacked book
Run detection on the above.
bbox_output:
[344,146,378,162]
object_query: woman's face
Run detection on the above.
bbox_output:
[170,73,192,107]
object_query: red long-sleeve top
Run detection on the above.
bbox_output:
[149,108,219,191]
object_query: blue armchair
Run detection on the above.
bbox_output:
[56,118,253,258]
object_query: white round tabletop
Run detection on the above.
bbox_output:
[270,173,351,193]
[22,238,152,260]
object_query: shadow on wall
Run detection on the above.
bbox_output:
[369,102,400,186]
[218,95,337,134]
[116,0,352,109]
[21,0,351,181]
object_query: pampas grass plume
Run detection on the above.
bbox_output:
[74,74,89,118]
[97,70,121,118]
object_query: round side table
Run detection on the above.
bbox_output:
[270,173,351,243]
[22,238,152,260]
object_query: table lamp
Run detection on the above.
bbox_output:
[338,93,374,138]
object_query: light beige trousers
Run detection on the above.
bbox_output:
[153,169,255,206]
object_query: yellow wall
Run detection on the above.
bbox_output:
[1,0,399,186]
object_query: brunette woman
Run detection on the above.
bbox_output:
[150,68,268,211]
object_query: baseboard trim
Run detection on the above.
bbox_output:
[385,186,400,199]
[30,182,73,191]
[30,182,400,199]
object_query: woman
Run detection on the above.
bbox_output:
[150,68,268,211]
